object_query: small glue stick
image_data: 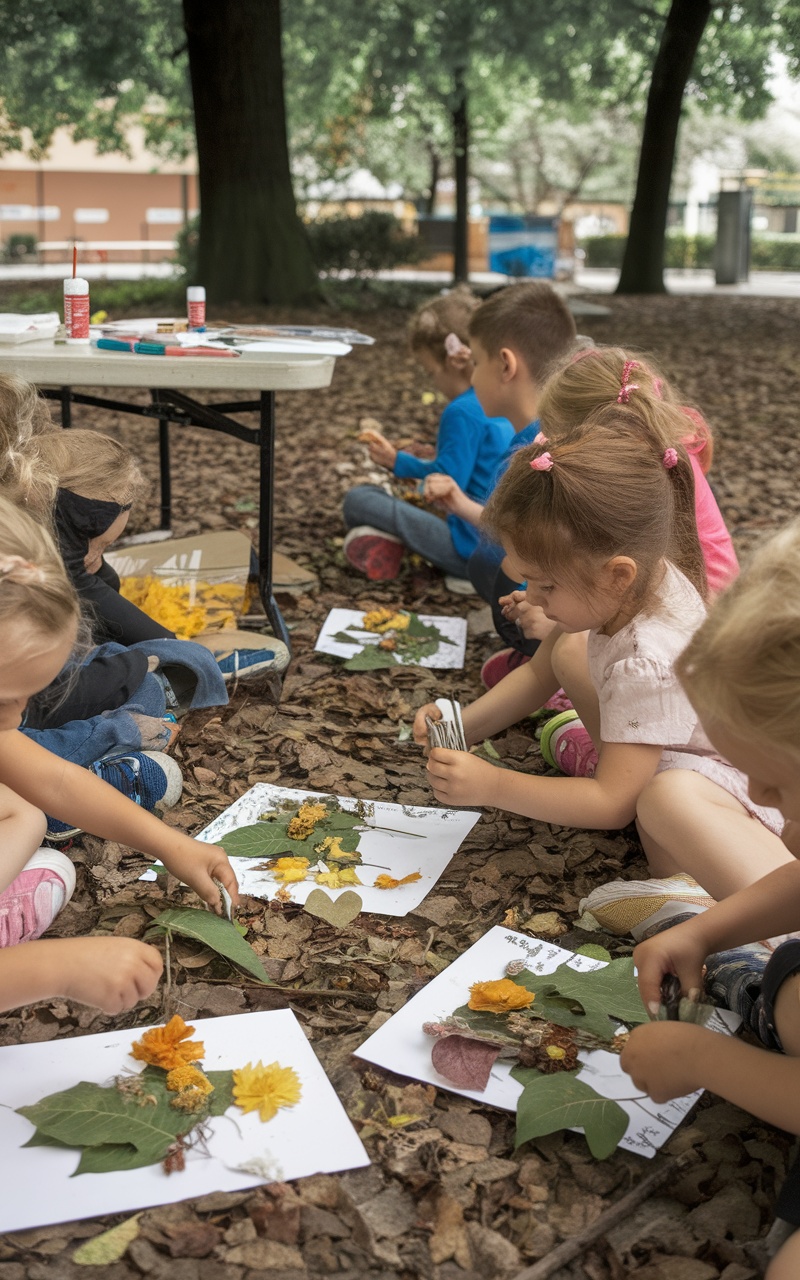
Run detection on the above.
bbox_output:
[187,285,206,331]
[64,277,90,344]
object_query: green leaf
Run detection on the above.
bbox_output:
[205,1070,236,1115]
[220,810,362,862]
[344,644,397,670]
[145,907,273,984]
[404,613,443,639]
[73,1214,142,1265]
[17,1081,189,1173]
[515,1073,630,1159]
[331,630,361,645]
[549,957,648,1028]
[509,1064,542,1087]
[575,943,612,963]
[76,1141,161,1176]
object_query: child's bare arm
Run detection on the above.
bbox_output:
[0,733,239,911]
[621,1021,800,1137]
[0,936,163,1014]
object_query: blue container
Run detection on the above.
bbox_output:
[488,215,559,278]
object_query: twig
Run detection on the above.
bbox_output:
[509,1150,700,1280]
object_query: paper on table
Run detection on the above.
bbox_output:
[142,783,479,918]
[0,1009,369,1233]
[355,926,740,1158]
[315,608,468,670]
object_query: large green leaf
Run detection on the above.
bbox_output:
[145,907,273,984]
[221,809,362,862]
[344,644,397,670]
[515,1073,630,1159]
[548,957,648,1028]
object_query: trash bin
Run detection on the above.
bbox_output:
[714,189,753,285]
[488,215,559,278]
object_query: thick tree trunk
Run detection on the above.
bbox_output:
[182,0,322,306]
[616,0,711,294]
[452,67,469,284]
[423,144,440,216]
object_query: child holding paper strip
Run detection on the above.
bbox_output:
[0,493,238,1011]
[620,520,800,1278]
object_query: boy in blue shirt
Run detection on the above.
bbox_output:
[342,291,513,584]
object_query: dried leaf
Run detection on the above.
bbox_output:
[431,1035,501,1091]
[303,888,362,927]
[73,1215,141,1265]
[146,907,273,985]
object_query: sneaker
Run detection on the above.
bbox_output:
[214,642,290,682]
[480,647,530,690]
[540,688,574,716]
[539,712,598,777]
[46,751,182,841]
[444,576,478,596]
[0,848,76,946]
[343,526,404,581]
[578,873,713,942]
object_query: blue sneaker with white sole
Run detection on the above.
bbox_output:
[46,750,183,842]
[215,642,289,682]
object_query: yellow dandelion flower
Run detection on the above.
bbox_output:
[315,867,362,889]
[166,1064,214,1095]
[271,856,310,883]
[374,872,423,890]
[287,802,328,839]
[468,979,535,1014]
[362,608,410,634]
[232,1061,302,1122]
[130,1016,205,1070]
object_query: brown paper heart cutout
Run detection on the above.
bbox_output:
[303,888,363,928]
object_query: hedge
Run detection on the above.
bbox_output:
[581,232,800,271]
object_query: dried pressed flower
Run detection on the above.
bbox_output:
[130,1016,204,1070]
[505,959,527,976]
[232,1061,302,1123]
[166,1064,214,1095]
[468,979,535,1014]
[362,608,410,634]
[271,856,311,883]
[518,1026,579,1074]
[374,872,423,890]
[378,637,397,651]
[170,1086,212,1114]
[314,836,357,862]
[287,801,328,839]
[315,867,362,889]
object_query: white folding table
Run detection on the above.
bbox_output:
[0,342,339,650]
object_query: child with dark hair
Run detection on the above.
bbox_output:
[342,289,513,583]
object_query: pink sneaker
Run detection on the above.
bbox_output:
[343,526,404,581]
[540,688,574,715]
[480,647,530,689]
[0,849,76,947]
[539,713,598,778]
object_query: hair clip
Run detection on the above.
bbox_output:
[663,447,678,469]
[617,360,640,404]
[0,555,45,584]
[444,332,470,359]
[530,452,553,472]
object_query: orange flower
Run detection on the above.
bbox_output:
[165,1064,214,1095]
[468,979,535,1014]
[374,872,422,890]
[130,1015,205,1070]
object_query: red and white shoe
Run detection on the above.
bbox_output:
[0,848,76,947]
[343,526,405,581]
[480,647,531,690]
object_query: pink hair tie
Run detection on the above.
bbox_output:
[663,447,678,469]
[617,360,640,404]
[530,452,553,472]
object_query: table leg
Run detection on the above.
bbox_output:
[152,391,173,531]
[59,387,72,428]
[258,390,290,652]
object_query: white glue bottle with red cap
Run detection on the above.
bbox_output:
[64,277,90,344]
[187,286,206,332]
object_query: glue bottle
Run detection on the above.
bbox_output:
[64,277,90,344]
[187,286,206,331]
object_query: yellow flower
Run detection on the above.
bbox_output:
[421,391,436,405]
[287,802,328,839]
[130,1016,205,1070]
[467,979,535,1014]
[374,872,423,890]
[315,867,362,889]
[361,608,410,634]
[166,1064,214,1095]
[232,1061,302,1122]
[170,1087,211,1113]
[545,1046,567,1061]
[271,856,310,883]
[314,835,359,864]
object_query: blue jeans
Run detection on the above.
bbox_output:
[22,671,168,767]
[343,484,470,578]
[468,542,539,657]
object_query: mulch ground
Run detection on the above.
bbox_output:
[0,292,798,1280]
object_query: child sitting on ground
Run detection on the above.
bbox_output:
[413,417,791,906]
[0,493,237,1015]
[342,290,513,584]
[619,520,800,1279]
[421,281,578,682]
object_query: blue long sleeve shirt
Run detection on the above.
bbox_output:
[393,387,514,561]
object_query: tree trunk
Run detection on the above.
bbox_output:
[452,66,469,284]
[616,0,711,294]
[423,143,441,216]
[182,0,322,306]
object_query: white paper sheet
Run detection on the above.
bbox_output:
[176,783,479,918]
[0,1009,369,1232]
[355,926,739,1158]
[315,608,468,669]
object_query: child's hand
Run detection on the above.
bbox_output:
[620,1021,711,1102]
[359,428,397,470]
[161,839,240,914]
[500,593,557,642]
[426,748,496,808]
[58,938,163,1013]
[632,924,708,1016]
[424,473,465,514]
[413,701,440,748]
